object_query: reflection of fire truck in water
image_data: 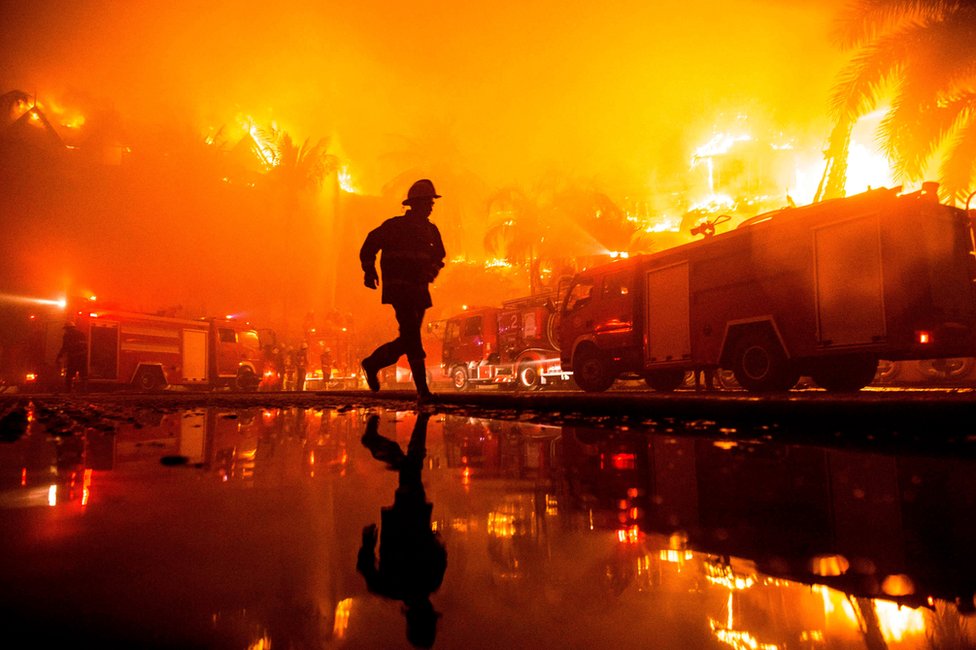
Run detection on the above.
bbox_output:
[560,184,976,393]
[441,292,572,391]
[27,302,275,391]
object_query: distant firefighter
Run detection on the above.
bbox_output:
[294,341,308,391]
[56,323,88,392]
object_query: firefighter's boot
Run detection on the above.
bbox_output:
[361,357,380,392]
[409,357,432,402]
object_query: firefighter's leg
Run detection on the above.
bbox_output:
[397,305,430,396]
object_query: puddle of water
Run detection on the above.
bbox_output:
[1,404,974,648]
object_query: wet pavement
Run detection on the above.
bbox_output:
[1,391,976,648]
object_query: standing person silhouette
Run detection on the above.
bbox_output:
[56,322,88,393]
[358,412,445,648]
[360,179,446,403]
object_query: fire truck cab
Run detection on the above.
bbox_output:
[560,185,976,392]
[441,292,571,391]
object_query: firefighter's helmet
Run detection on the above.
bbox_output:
[402,179,442,205]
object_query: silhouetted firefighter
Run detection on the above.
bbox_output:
[357,413,446,648]
[359,179,446,403]
[56,322,88,392]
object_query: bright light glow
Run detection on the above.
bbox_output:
[337,166,358,193]
[846,110,896,196]
[484,258,513,268]
[689,193,735,214]
[637,214,681,233]
[917,331,931,344]
[0,293,68,309]
[488,510,516,537]
[875,601,926,642]
[692,133,753,163]
[81,469,92,506]
[333,598,352,639]
[845,141,895,196]
[246,633,272,650]
[47,484,57,507]
[616,525,640,544]
[810,554,849,577]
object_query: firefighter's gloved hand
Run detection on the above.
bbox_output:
[364,271,379,290]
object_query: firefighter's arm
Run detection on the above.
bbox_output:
[360,231,381,290]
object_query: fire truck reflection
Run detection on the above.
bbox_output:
[442,416,560,480]
[556,426,976,647]
[442,415,562,592]
[6,402,114,510]
[102,406,356,484]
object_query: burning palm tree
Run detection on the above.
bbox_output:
[827,0,976,202]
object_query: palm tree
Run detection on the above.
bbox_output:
[827,1,976,202]
[267,133,338,330]
[483,178,634,294]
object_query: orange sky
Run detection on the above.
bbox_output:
[1,0,848,192]
[0,0,858,340]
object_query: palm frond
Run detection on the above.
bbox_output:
[939,108,976,200]
[830,33,909,120]
[833,0,962,49]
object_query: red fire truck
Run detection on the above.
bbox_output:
[441,292,572,391]
[559,184,976,392]
[27,306,274,391]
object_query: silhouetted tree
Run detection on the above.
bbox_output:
[829,0,976,201]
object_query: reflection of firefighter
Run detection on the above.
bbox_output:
[56,323,87,392]
[358,413,445,648]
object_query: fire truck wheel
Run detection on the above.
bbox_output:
[572,346,615,393]
[643,369,685,392]
[450,366,470,391]
[729,331,798,392]
[810,357,878,392]
[134,367,166,392]
[516,362,542,391]
[715,368,741,389]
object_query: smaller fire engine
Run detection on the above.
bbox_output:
[441,292,572,391]
[27,303,273,391]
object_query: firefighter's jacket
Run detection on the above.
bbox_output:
[57,327,87,363]
[356,487,447,602]
[359,214,446,309]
